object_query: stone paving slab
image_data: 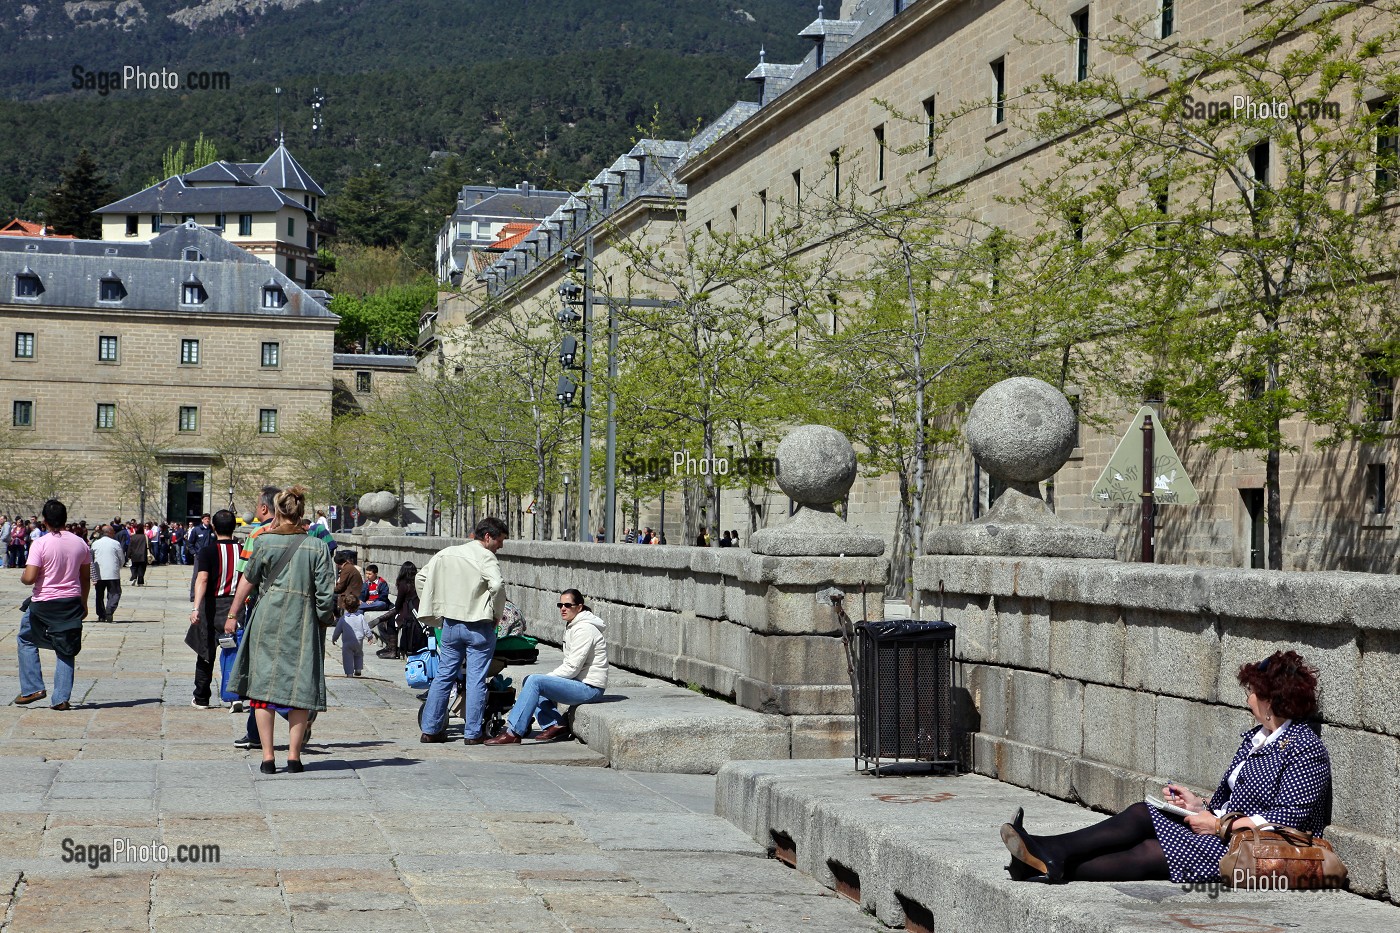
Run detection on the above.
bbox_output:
[717,757,1400,933]
[0,565,879,932]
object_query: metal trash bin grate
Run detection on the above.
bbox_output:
[853,620,958,774]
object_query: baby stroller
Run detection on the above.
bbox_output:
[409,601,538,737]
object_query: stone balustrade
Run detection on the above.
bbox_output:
[916,553,1400,901]
[344,533,889,759]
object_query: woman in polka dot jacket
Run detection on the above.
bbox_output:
[1001,650,1331,883]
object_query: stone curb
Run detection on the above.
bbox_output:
[716,759,1400,932]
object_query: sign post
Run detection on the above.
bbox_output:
[1091,406,1198,562]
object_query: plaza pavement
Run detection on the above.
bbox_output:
[0,564,882,932]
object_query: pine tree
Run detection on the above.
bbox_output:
[45,149,110,239]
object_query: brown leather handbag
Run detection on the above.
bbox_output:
[1218,821,1347,891]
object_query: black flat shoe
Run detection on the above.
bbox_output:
[1000,807,1063,883]
[286,760,304,773]
[259,761,277,775]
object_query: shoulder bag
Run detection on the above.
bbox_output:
[1218,819,1347,892]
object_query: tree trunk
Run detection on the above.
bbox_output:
[1267,442,1282,570]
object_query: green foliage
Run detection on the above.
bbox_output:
[1023,0,1400,567]
[148,133,218,186]
[43,148,109,238]
[330,275,436,353]
[329,167,412,249]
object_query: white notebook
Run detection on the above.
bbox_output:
[1146,794,1194,818]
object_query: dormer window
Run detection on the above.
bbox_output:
[183,247,204,262]
[14,271,41,298]
[99,277,127,302]
[262,284,287,309]
[181,276,207,305]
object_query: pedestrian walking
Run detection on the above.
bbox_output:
[127,523,148,585]
[188,510,240,709]
[224,486,336,774]
[90,525,125,623]
[16,499,90,710]
[418,517,508,745]
[331,594,372,677]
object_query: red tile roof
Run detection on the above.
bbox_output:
[488,222,537,252]
[0,218,76,238]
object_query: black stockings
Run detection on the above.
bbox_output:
[1037,802,1170,882]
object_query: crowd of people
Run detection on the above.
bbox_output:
[2,513,212,573]
[12,491,610,774]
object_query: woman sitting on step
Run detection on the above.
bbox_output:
[484,588,607,745]
[1001,650,1331,884]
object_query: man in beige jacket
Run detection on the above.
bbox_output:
[417,517,507,745]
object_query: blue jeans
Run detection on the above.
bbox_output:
[17,605,75,706]
[508,674,602,737]
[421,619,496,740]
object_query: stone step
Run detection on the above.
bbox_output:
[716,758,1399,932]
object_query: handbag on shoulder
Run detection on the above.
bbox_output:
[1218,821,1347,891]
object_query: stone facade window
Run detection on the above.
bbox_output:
[1369,463,1388,514]
[262,342,280,367]
[178,406,199,432]
[1374,99,1398,193]
[96,403,116,430]
[1161,0,1174,38]
[259,409,278,434]
[357,371,372,393]
[98,336,119,362]
[180,339,200,365]
[15,332,34,358]
[992,58,1006,125]
[1073,9,1089,82]
[12,400,33,428]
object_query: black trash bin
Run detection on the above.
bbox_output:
[852,619,958,775]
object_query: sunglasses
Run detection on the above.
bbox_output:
[557,602,578,609]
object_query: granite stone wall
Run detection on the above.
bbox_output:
[915,554,1400,902]
[346,534,891,757]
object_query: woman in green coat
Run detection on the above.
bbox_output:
[224,485,336,774]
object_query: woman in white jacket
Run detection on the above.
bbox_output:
[485,588,608,745]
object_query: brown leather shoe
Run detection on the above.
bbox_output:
[13,691,46,705]
[462,737,486,746]
[51,702,72,711]
[483,731,521,746]
[419,732,448,744]
[533,725,570,743]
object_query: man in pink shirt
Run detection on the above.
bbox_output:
[17,499,90,710]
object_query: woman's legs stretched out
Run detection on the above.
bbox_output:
[1005,802,1169,883]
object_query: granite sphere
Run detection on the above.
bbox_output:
[775,425,858,505]
[357,490,399,521]
[965,377,1076,483]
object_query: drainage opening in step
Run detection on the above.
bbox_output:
[827,859,861,904]
[896,892,936,933]
[769,829,797,868]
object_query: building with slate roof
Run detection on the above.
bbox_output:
[434,182,570,285]
[95,142,329,287]
[0,222,337,523]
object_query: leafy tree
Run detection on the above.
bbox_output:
[44,149,109,238]
[1026,0,1400,569]
[329,166,412,249]
[203,405,274,515]
[100,405,175,524]
[147,133,219,186]
[330,275,436,352]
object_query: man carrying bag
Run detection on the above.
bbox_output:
[16,500,89,710]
